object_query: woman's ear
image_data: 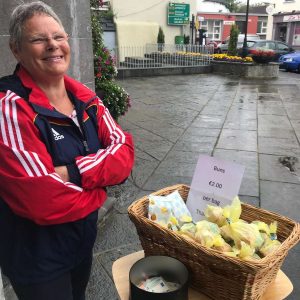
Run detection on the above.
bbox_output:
[10,42,20,61]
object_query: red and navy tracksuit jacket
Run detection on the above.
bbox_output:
[0,65,134,284]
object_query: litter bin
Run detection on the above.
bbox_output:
[175,36,184,45]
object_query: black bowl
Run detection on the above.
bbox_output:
[129,255,189,300]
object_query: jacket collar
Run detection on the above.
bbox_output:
[15,65,96,110]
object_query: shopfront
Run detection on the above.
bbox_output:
[197,12,267,43]
[273,13,300,50]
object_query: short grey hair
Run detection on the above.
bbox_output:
[9,1,65,50]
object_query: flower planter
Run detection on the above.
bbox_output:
[212,60,279,78]
[252,55,274,64]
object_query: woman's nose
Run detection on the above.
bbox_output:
[46,38,59,50]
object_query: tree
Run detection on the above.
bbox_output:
[224,0,241,12]
[157,27,165,44]
[227,25,239,56]
[157,26,165,51]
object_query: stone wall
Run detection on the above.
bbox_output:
[212,61,279,78]
[0,0,95,90]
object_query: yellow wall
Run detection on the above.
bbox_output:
[111,0,196,46]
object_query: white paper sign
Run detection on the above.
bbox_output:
[186,155,245,222]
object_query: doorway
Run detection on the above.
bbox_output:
[278,25,287,42]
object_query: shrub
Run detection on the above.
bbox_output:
[157,26,165,44]
[184,34,190,45]
[97,81,131,118]
[227,25,239,56]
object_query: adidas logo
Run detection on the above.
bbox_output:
[52,128,64,141]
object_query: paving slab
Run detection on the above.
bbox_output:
[190,114,225,129]
[107,180,142,214]
[217,129,257,152]
[93,211,141,254]
[258,136,300,156]
[130,148,160,188]
[86,257,119,300]
[258,100,286,115]
[259,154,300,184]
[258,128,296,139]
[127,127,174,160]
[284,103,300,120]
[130,119,185,143]
[281,246,300,300]
[143,174,192,191]
[258,115,293,132]
[224,109,257,130]
[290,119,300,141]
[174,134,218,153]
[260,180,300,222]
[213,149,259,197]
[257,94,281,102]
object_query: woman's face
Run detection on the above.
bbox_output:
[11,14,70,81]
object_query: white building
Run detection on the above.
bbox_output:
[196,0,229,13]
[110,0,197,48]
[265,0,300,49]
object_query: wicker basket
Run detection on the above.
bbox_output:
[128,184,300,300]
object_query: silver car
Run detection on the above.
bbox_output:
[216,34,261,54]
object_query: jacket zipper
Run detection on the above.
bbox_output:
[74,95,97,154]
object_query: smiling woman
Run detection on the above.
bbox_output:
[10,14,71,99]
[0,1,134,300]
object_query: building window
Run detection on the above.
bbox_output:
[257,21,267,34]
[200,20,222,41]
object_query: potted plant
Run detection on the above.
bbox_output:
[157,26,165,52]
[250,49,275,64]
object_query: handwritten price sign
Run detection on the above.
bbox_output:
[186,155,245,222]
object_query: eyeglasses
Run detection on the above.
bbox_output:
[27,33,69,45]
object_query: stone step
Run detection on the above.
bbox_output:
[124,56,156,65]
[120,61,162,68]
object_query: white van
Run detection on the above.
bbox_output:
[217,34,261,53]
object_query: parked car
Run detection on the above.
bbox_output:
[279,51,300,72]
[216,34,261,54]
[243,40,294,61]
[207,40,221,53]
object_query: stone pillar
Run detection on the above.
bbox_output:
[0,272,3,300]
[0,0,95,90]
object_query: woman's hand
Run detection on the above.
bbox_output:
[54,166,70,182]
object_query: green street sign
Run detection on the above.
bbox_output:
[167,2,190,26]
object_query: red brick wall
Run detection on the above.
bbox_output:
[197,13,260,41]
[247,16,258,34]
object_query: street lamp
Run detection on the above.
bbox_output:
[241,0,250,57]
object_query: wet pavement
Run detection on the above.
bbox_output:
[3,70,300,299]
[88,70,300,300]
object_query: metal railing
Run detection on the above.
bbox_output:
[114,43,214,69]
